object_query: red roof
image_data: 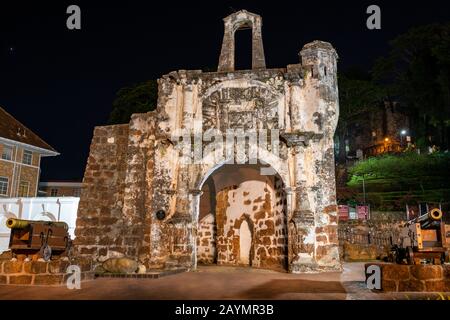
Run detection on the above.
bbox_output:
[0,106,57,153]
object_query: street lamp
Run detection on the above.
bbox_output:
[400,129,407,147]
[361,174,366,206]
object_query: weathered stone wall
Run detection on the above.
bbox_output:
[74,125,129,264]
[197,213,216,264]
[0,253,94,286]
[213,179,287,270]
[339,220,404,261]
[366,263,450,292]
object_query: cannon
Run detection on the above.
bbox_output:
[6,218,72,261]
[391,208,450,265]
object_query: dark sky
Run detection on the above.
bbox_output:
[0,1,449,181]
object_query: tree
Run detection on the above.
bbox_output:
[336,69,386,163]
[108,80,158,124]
[372,23,450,151]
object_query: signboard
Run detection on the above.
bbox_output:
[338,205,349,221]
[349,206,357,220]
[357,206,369,220]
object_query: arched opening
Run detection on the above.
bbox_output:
[196,162,288,271]
[239,220,251,265]
[234,27,252,70]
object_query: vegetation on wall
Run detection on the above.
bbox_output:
[108,80,158,125]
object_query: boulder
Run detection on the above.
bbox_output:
[137,264,147,274]
[102,257,139,274]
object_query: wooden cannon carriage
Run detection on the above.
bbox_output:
[6,218,72,261]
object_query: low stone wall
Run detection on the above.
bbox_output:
[369,211,406,221]
[342,243,381,261]
[339,220,404,261]
[366,263,450,292]
[0,256,94,286]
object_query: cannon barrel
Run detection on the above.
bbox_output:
[414,208,443,228]
[6,218,69,230]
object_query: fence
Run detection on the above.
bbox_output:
[338,228,394,247]
[0,197,79,253]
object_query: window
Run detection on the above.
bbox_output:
[0,177,8,196]
[50,188,58,196]
[23,150,33,165]
[18,181,29,197]
[1,145,13,161]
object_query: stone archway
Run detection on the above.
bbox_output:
[196,162,288,271]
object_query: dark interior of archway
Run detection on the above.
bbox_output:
[234,28,252,70]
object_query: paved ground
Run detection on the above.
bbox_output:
[0,263,448,300]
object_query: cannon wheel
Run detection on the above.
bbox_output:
[40,244,52,262]
[406,247,415,265]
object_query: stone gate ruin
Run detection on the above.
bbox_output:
[75,10,341,273]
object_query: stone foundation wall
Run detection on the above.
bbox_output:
[366,263,450,292]
[339,220,404,261]
[0,256,94,286]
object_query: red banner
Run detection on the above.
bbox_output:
[357,206,369,220]
[338,205,349,221]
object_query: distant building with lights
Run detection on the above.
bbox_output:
[341,101,411,160]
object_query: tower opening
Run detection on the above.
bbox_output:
[234,28,252,70]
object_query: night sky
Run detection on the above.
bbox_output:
[0,1,449,181]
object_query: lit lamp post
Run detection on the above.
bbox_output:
[384,137,390,153]
[400,129,407,148]
[361,174,366,206]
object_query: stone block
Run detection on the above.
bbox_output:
[8,275,32,285]
[443,264,450,278]
[382,264,410,281]
[3,260,23,274]
[398,279,424,292]
[23,261,48,274]
[381,279,397,292]
[343,243,377,261]
[445,280,450,292]
[0,275,7,284]
[0,250,12,260]
[424,280,445,292]
[102,257,138,273]
[80,247,97,255]
[34,274,64,285]
[48,260,70,274]
[410,265,442,280]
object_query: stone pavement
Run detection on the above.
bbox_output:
[0,263,448,300]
